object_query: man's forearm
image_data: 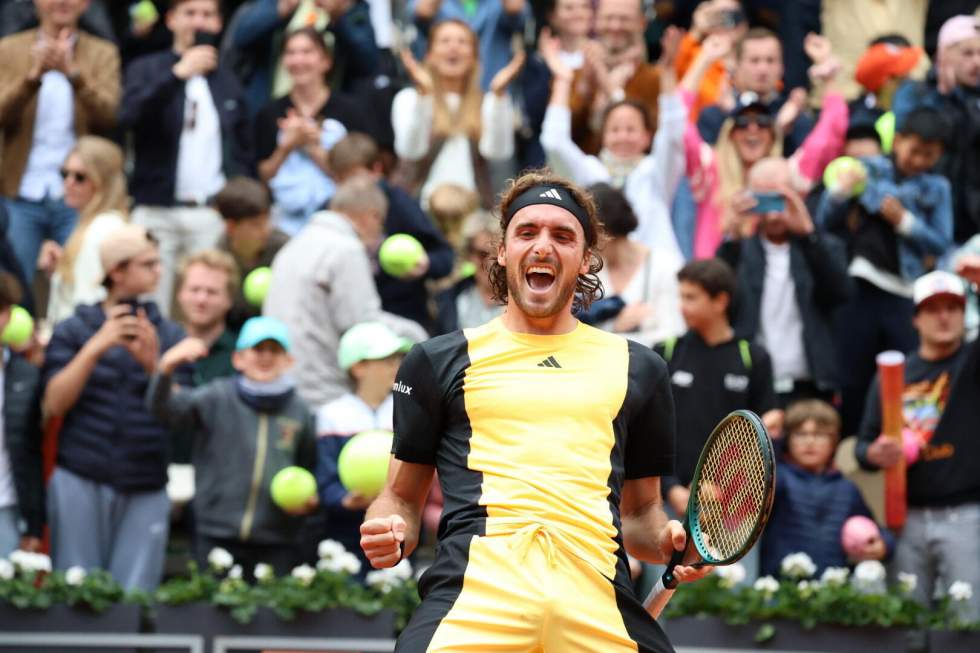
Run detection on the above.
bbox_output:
[622,499,671,564]
[43,341,102,419]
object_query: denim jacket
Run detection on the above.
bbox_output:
[816,154,953,282]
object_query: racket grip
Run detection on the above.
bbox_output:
[660,546,686,590]
[642,577,675,619]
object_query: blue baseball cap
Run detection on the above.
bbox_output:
[236,317,291,352]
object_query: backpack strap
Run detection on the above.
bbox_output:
[663,336,677,362]
[738,339,753,371]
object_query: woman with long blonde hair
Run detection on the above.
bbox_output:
[393,19,524,208]
[43,136,129,323]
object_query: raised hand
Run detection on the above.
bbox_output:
[804,32,832,64]
[700,33,733,64]
[489,45,527,96]
[159,337,209,375]
[399,47,434,95]
[360,514,407,568]
[658,26,684,69]
[539,27,573,81]
[173,45,218,80]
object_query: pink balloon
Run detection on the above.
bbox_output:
[841,515,881,559]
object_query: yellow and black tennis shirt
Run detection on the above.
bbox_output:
[392,317,676,652]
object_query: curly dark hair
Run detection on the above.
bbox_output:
[487,169,605,313]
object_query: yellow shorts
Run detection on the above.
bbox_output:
[396,526,673,653]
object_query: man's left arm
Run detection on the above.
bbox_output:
[325,0,379,86]
[498,0,526,31]
[73,40,121,132]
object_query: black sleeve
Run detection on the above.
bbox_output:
[748,345,779,415]
[296,409,318,472]
[799,232,851,309]
[624,343,676,480]
[392,344,446,465]
[254,100,283,163]
[855,374,884,470]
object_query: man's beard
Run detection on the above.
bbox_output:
[504,258,578,319]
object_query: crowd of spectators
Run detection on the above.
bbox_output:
[0,0,979,634]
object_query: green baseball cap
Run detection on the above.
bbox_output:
[236,316,291,352]
[338,322,412,370]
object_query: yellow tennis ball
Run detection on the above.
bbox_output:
[823,156,867,197]
[338,430,393,497]
[269,466,317,511]
[1,306,33,347]
[378,234,425,278]
[243,267,272,306]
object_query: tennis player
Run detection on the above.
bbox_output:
[361,170,705,652]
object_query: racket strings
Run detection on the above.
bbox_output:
[692,418,768,562]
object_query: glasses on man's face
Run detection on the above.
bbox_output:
[791,430,835,442]
[60,169,88,184]
[733,113,774,130]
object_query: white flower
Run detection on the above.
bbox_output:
[365,569,393,592]
[9,550,51,573]
[65,566,87,586]
[820,567,850,586]
[753,575,780,596]
[390,558,413,581]
[254,563,274,582]
[339,552,361,576]
[780,552,817,579]
[715,563,746,588]
[207,547,234,572]
[0,559,14,580]
[317,539,347,561]
[797,580,818,597]
[949,581,974,602]
[897,572,918,594]
[228,565,243,580]
[852,560,887,594]
[291,564,316,586]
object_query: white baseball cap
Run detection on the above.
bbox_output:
[912,271,966,309]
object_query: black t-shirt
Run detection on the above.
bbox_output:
[654,331,778,495]
[851,204,902,276]
[857,337,980,507]
[253,92,376,163]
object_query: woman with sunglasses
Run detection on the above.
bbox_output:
[681,33,848,258]
[434,211,503,334]
[43,136,129,324]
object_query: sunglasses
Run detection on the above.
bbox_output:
[733,113,774,130]
[60,169,88,183]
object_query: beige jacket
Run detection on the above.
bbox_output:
[0,29,120,197]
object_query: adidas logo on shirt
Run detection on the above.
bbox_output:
[539,188,563,201]
[537,356,562,368]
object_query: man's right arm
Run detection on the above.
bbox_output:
[361,459,436,567]
[0,37,41,126]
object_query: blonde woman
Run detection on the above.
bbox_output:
[43,137,128,324]
[393,19,524,209]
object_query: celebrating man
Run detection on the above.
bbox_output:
[362,170,702,651]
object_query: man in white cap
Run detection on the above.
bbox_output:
[41,224,187,591]
[855,268,980,623]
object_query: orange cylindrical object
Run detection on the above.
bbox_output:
[877,352,906,529]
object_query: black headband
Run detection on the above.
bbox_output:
[504,185,593,238]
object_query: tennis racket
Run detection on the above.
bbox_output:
[643,409,776,619]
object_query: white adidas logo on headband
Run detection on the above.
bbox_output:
[539,188,563,201]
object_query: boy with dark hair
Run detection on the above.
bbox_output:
[761,399,892,577]
[817,106,954,434]
[655,258,781,517]
[213,177,288,330]
[0,272,43,556]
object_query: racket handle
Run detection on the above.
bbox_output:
[660,546,686,590]
[642,577,675,619]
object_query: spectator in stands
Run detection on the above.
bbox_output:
[149,316,317,577]
[856,269,980,626]
[42,224,186,591]
[254,26,376,236]
[589,183,684,345]
[434,210,502,334]
[761,399,892,578]
[850,35,923,129]
[410,0,527,91]
[120,0,252,317]
[698,27,816,155]
[427,183,480,255]
[42,136,128,325]
[229,0,380,115]
[681,33,847,259]
[719,158,850,407]
[540,27,686,261]
[517,0,595,166]
[0,272,44,557]
[893,15,980,244]
[392,18,521,209]
[329,133,455,332]
[0,205,34,315]
[673,0,747,121]
[315,321,408,573]
[654,258,780,517]
[817,107,953,435]
[564,0,661,156]
[213,178,288,332]
[174,250,239,383]
[0,0,120,283]
[264,176,426,409]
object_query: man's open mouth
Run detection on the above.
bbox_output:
[525,265,556,292]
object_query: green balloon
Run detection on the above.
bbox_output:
[379,234,425,278]
[338,429,393,497]
[875,111,896,154]
[2,306,33,347]
[243,267,272,306]
[269,466,317,511]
